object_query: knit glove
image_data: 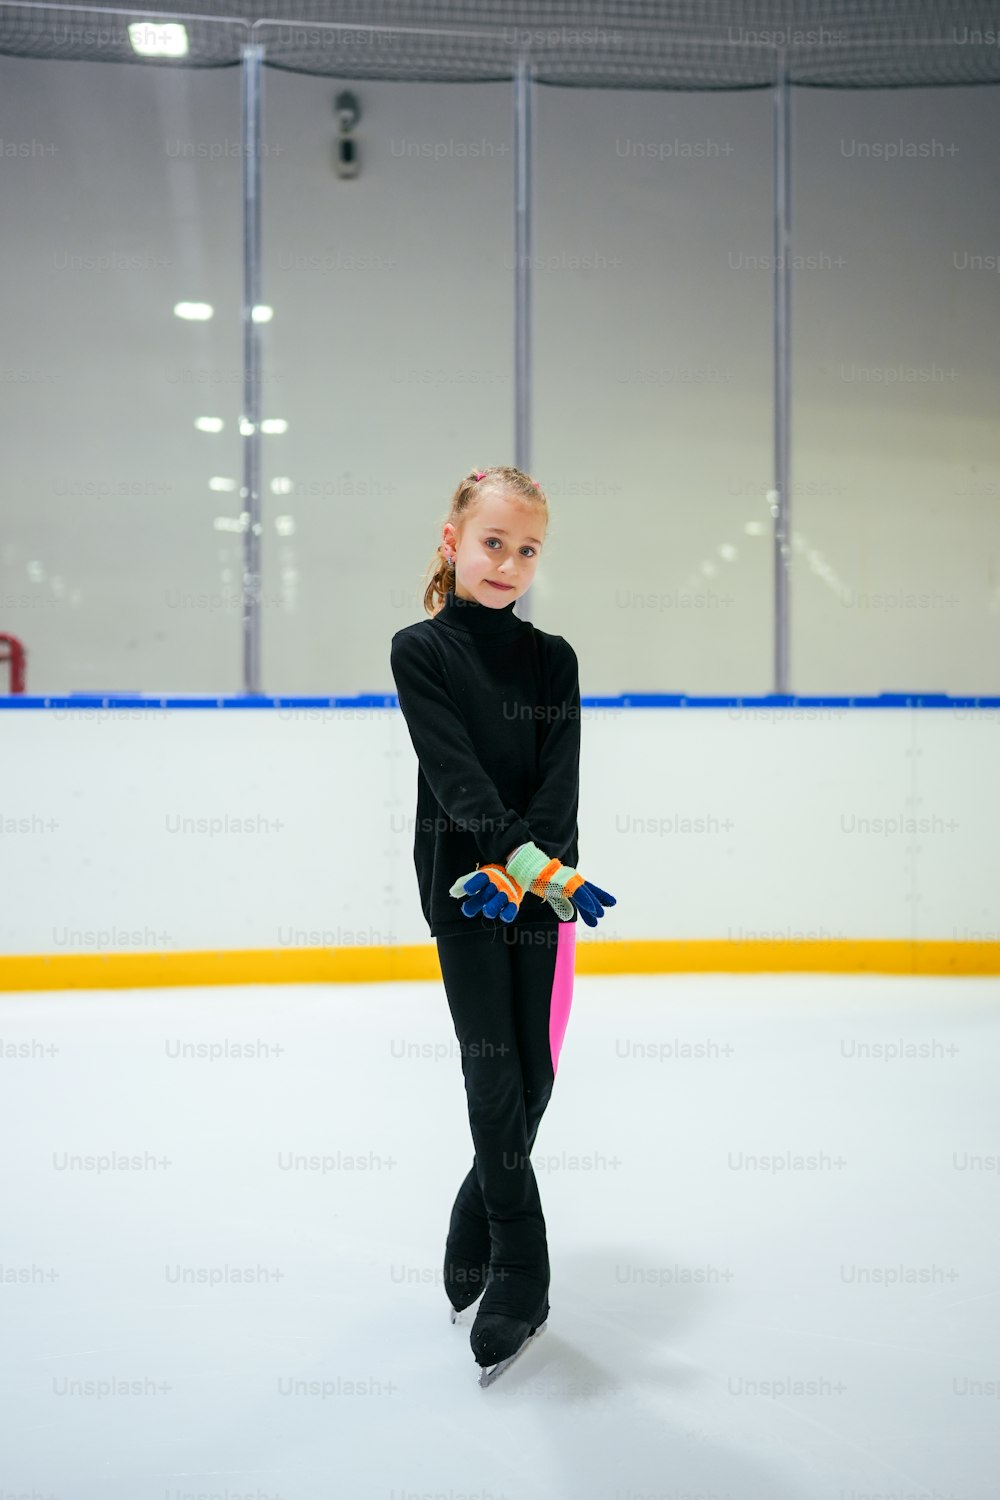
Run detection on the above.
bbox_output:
[448,862,525,924]
[506,841,616,928]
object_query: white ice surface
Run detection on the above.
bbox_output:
[1,972,998,1500]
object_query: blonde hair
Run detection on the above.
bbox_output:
[422,465,549,617]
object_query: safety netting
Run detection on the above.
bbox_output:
[1,0,1000,88]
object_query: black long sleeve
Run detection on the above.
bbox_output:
[389,630,534,868]
[520,640,581,865]
[390,589,580,938]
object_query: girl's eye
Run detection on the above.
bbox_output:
[485,537,536,557]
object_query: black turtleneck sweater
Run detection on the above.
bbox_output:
[390,588,580,938]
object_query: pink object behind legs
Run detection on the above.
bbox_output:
[548,920,577,1076]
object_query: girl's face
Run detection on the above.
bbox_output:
[443,493,545,608]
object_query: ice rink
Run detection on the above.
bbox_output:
[3,970,997,1500]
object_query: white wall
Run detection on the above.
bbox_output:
[4,707,998,956]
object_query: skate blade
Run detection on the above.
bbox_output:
[478,1319,547,1388]
[449,1301,480,1326]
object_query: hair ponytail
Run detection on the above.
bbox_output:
[422,465,547,617]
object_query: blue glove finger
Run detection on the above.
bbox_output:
[459,872,496,917]
[571,881,617,926]
[452,870,521,923]
[583,882,616,907]
[571,888,602,919]
[571,883,609,921]
[462,886,518,922]
[458,875,518,923]
[483,887,516,921]
[569,882,602,918]
[476,885,503,918]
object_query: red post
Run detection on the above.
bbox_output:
[0,634,26,694]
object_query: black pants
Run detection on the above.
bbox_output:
[436,919,577,1318]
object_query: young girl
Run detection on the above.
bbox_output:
[389,465,615,1386]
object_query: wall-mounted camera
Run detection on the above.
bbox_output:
[334,89,360,179]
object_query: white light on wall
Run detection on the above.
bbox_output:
[195,417,224,433]
[129,21,189,57]
[744,521,766,536]
[718,543,738,561]
[252,305,274,322]
[209,477,238,492]
[174,302,213,321]
[239,418,289,435]
[275,515,296,536]
[270,477,294,495]
[213,517,244,533]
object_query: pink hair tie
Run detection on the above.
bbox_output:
[474,470,486,481]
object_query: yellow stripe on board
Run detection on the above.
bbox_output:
[1,940,999,991]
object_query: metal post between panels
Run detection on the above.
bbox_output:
[513,52,534,622]
[241,44,264,694]
[772,57,792,694]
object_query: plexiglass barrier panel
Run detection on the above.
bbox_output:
[0,42,245,695]
[790,85,1000,695]
[257,66,516,696]
[531,85,775,696]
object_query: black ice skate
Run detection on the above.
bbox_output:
[444,1250,491,1322]
[470,1292,549,1387]
[444,1191,492,1322]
